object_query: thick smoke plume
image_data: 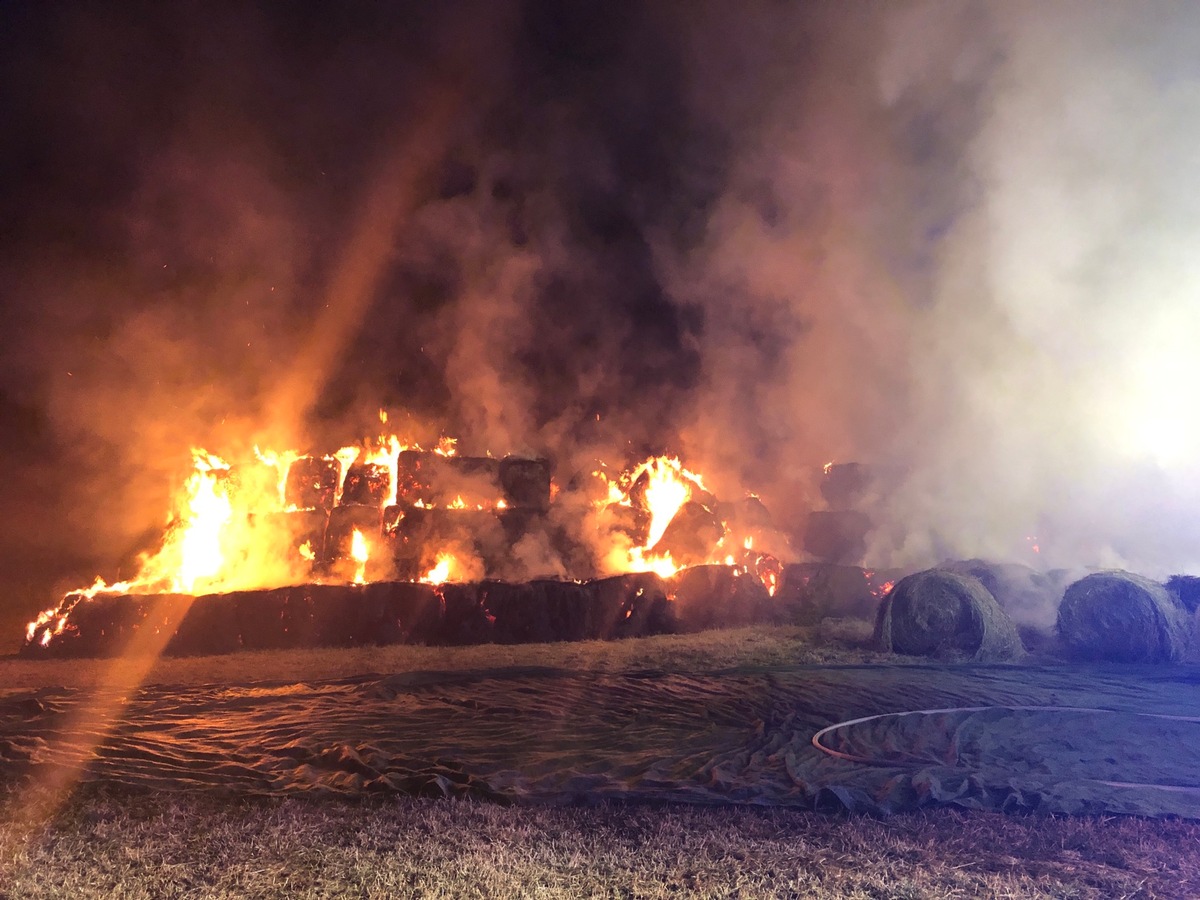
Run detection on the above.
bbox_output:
[3,0,1200,624]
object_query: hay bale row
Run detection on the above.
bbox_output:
[871,565,1193,665]
[22,566,779,659]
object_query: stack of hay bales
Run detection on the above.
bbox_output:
[873,569,1024,662]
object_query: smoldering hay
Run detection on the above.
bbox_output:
[8,2,1200,616]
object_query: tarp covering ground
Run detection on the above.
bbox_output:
[1,663,1199,818]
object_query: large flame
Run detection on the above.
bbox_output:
[174,452,234,593]
[594,455,709,578]
[350,528,369,585]
[633,456,697,550]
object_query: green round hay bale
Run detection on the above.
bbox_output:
[1057,571,1186,664]
[873,569,1024,662]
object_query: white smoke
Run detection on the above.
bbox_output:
[660,1,1200,575]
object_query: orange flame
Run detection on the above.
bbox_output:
[420,553,454,584]
[350,528,369,584]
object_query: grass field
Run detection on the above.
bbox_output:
[1,625,1198,898]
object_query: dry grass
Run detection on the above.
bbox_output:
[2,789,1198,899]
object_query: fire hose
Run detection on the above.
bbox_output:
[811,705,1200,793]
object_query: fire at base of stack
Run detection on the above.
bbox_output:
[28,428,886,657]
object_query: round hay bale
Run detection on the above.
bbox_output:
[873,569,1023,662]
[941,559,1060,632]
[1057,571,1186,664]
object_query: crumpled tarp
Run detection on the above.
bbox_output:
[2,662,1199,818]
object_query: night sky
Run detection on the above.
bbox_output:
[4,1,1200,627]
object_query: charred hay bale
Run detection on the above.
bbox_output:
[500,457,551,510]
[340,462,391,507]
[306,582,443,646]
[478,581,556,644]
[435,582,495,645]
[43,593,158,657]
[21,591,89,657]
[295,584,361,646]
[234,587,318,651]
[390,507,503,559]
[168,592,242,656]
[820,462,871,508]
[1057,571,1187,664]
[285,456,340,510]
[653,502,725,568]
[531,579,591,642]
[803,510,871,564]
[246,509,328,577]
[598,502,651,548]
[775,564,883,625]
[395,450,432,504]
[586,572,674,639]
[478,580,590,644]
[325,505,383,560]
[668,565,772,632]
[377,581,444,644]
[397,452,503,507]
[1165,575,1200,614]
[873,569,1024,662]
[941,559,1061,635]
[727,495,774,530]
[498,507,543,545]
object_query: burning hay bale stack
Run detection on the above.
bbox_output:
[384,452,552,581]
[1056,571,1189,664]
[873,569,1025,662]
[20,435,864,658]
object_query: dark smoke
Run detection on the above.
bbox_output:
[3,1,1200,629]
